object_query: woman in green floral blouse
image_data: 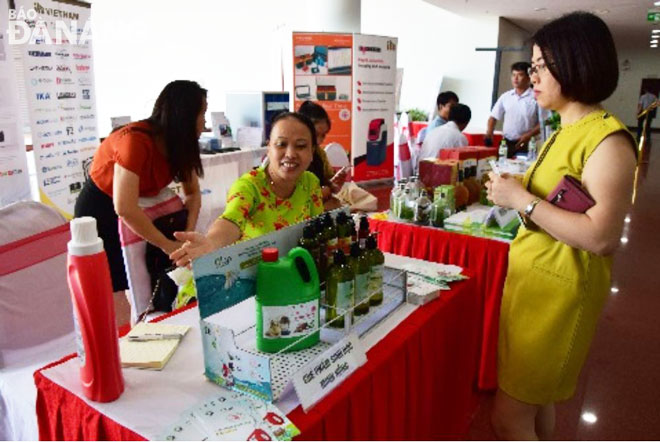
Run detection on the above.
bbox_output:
[171,112,323,266]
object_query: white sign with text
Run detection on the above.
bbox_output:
[292,333,367,412]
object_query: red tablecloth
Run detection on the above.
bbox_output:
[369,218,510,390]
[464,132,503,147]
[35,275,488,440]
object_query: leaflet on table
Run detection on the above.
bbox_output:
[157,391,300,441]
[0,1,31,206]
[14,0,99,218]
[351,34,397,182]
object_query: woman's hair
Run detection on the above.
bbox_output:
[270,112,318,148]
[297,101,331,130]
[532,11,618,104]
[147,80,206,182]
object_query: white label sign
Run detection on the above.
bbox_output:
[292,333,367,412]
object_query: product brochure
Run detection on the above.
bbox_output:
[158,391,299,441]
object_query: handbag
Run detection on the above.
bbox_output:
[546,175,595,213]
[144,208,188,313]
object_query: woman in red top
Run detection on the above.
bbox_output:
[75,80,207,293]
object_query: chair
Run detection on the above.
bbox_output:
[0,201,75,441]
[324,142,350,171]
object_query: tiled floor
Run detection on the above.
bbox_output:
[467,133,660,440]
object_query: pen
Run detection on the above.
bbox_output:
[127,333,183,341]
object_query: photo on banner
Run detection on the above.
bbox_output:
[13,0,99,218]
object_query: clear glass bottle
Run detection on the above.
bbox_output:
[413,189,432,225]
[498,139,508,160]
[397,188,415,221]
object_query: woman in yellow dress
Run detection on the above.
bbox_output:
[486,12,637,439]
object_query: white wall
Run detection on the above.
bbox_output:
[91,0,317,136]
[603,48,660,130]
[361,0,499,132]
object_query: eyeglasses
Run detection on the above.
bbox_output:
[528,63,550,77]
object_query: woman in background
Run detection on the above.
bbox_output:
[74,80,206,295]
[298,100,348,207]
[486,12,637,439]
[171,112,323,265]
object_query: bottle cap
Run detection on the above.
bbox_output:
[68,217,103,256]
[302,223,315,239]
[323,212,334,228]
[333,249,346,265]
[336,211,348,224]
[350,242,361,258]
[359,215,369,230]
[366,234,377,250]
[262,247,279,262]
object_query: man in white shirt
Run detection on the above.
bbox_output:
[485,62,540,158]
[637,89,658,143]
[416,104,471,172]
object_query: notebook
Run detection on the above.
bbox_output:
[119,322,191,370]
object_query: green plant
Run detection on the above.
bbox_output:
[406,108,429,122]
[545,111,561,131]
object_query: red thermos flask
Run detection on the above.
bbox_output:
[67,217,124,402]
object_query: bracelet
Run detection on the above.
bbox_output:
[523,197,542,218]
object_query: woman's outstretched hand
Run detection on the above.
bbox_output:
[169,231,213,267]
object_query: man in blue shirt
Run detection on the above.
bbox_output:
[417,91,459,144]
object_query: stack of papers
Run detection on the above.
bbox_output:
[119,322,191,370]
[384,253,467,305]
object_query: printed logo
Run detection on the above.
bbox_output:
[57,91,76,99]
[66,158,80,168]
[358,45,381,54]
[78,136,97,143]
[35,107,57,113]
[60,115,76,122]
[58,104,75,112]
[75,64,90,72]
[78,125,95,133]
[58,139,76,146]
[56,64,71,73]
[79,113,95,120]
[79,146,96,153]
[72,53,90,59]
[79,104,92,110]
[78,77,92,86]
[29,65,52,71]
[64,172,83,180]
[56,77,74,85]
[40,142,54,149]
[69,181,83,193]
[39,152,60,160]
[0,169,24,177]
[36,92,50,100]
[31,78,53,86]
[66,126,74,135]
[62,149,79,156]
[81,89,90,99]
[28,50,51,57]
[386,40,396,51]
[43,176,61,186]
[42,165,62,173]
[54,49,69,58]
[36,118,56,125]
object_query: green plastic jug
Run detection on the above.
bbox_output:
[256,247,320,353]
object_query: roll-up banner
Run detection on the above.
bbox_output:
[12,0,99,218]
[0,0,31,206]
[292,32,397,183]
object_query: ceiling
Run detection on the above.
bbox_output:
[423,0,660,51]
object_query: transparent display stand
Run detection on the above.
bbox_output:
[201,267,407,402]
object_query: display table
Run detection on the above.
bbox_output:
[369,218,510,390]
[35,272,490,440]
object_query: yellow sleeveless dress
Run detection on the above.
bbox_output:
[498,110,633,404]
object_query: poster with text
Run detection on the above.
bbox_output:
[351,34,397,182]
[292,32,352,169]
[0,1,31,206]
[14,0,99,218]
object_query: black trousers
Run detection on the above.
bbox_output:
[74,179,129,292]
[504,138,528,159]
